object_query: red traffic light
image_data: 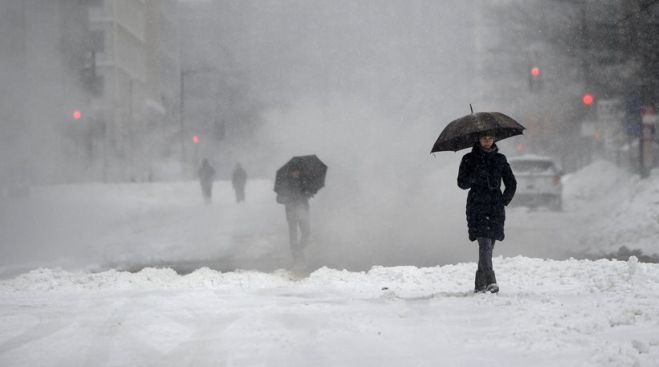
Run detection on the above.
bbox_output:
[582,94,594,106]
[192,135,200,144]
[72,110,82,120]
[530,67,541,78]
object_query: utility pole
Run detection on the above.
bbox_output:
[579,0,597,167]
[180,66,218,177]
[179,70,186,173]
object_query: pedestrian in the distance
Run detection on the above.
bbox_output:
[231,163,247,203]
[276,165,312,264]
[457,130,516,293]
[197,158,216,204]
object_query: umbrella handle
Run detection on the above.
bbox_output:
[469,104,473,114]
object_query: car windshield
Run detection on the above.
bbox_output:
[510,160,556,174]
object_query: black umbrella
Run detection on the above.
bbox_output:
[431,108,525,153]
[274,155,327,195]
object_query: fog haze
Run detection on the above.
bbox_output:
[4,0,652,272]
[193,0,484,267]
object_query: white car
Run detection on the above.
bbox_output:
[508,155,563,211]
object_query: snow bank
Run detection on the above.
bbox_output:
[2,257,657,296]
[565,161,659,258]
[1,257,658,367]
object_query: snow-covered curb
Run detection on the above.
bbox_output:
[2,256,657,296]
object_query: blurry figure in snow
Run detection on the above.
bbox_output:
[231,163,247,203]
[276,166,312,264]
[457,130,516,294]
[197,158,216,204]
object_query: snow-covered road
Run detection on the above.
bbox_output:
[0,165,589,276]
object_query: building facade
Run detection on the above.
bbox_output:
[88,0,181,181]
[0,0,181,184]
[0,0,91,184]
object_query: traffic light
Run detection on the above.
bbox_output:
[192,135,200,144]
[73,110,82,120]
[582,94,594,106]
[581,93,596,119]
[528,66,542,91]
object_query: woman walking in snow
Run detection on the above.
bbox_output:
[457,130,516,293]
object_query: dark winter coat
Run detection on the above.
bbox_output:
[457,143,516,242]
[198,162,215,186]
[276,175,311,208]
[232,166,247,189]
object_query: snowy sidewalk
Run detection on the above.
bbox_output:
[1,256,658,366]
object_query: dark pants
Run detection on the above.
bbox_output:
[285,203,310,260]
[234,186,245,202]
[201,182,212,203]
[475,237,497,290]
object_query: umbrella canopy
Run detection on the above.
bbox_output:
[274,155,327,195]
[431,112,525,153]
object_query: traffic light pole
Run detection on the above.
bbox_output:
[180,66,218,178]
[179,71,186,175]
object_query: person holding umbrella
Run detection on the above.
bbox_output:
[277,165,312,263]
[432,108,522,293]
[457,130,517,293]
[275,155,327,265]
